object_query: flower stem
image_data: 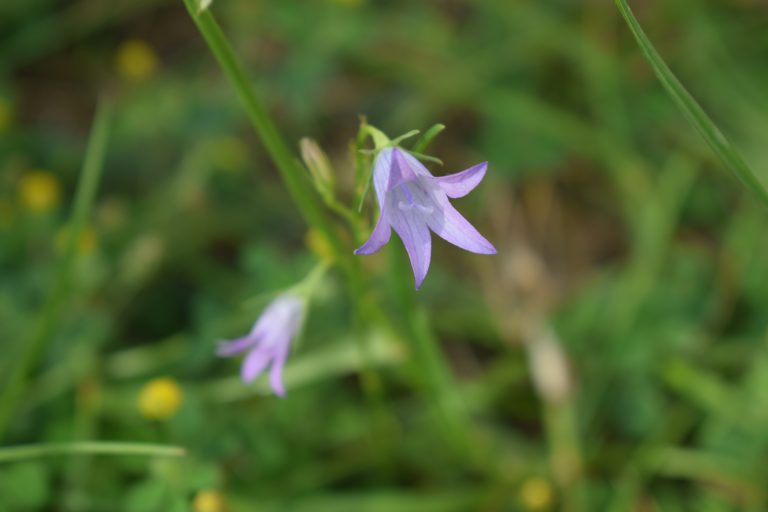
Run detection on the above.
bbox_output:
[181,0,398,464]
[389,248,471,454]
[181,0,348,260]
[0,442,185,463]
[0,101,111,443]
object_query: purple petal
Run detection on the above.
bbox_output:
[398,148,436,178]
[389,206,432,289]
[269,350,288,397]
[354,211,392,255]
[217,335,257,357]
[241,348,272,382]
[390,149,422,188]
[372,147,394,207]
[428,199,496,255]
[436,162,487,198]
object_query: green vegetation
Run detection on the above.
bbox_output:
[1,0,768,510]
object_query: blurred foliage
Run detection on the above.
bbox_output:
[2,0,768,511]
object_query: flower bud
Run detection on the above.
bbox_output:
[300,138,334,199]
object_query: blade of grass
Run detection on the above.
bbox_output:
[0,442,185,464]
[0,101,111,442]
[615,0,768,206]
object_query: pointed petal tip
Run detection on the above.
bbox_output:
[269,356,287,397]
[437,161,488,198]
[355,214,392,255]
[480,242,497,255]
[472,242,496,255]
[216,336,251,357]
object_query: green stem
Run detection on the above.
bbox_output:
[181,0,348,260]
[0,442,185,463]
[0,101,111,442]
[390,249,471,454]
[543,401,586,512]
[181,1,401,467]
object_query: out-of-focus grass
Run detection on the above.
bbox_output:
[2,0,768,510]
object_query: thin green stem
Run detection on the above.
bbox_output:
[181,0,348,260]
[181,1,401,466]
[0,442,186,464]
[183,0,473,462]
[0,101,111,442]
[390,249,471,454]
[615,0,768,207]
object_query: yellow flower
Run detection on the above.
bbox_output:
[56,226,98,256]
[18,170,61,213]
[116,39,159,82]
[519,477,554,511]
[193,490,227,512]
[0,98,11,132]
[138,377,183,421]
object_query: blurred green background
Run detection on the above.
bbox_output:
[2,0,768,510]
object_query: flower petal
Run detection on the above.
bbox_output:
[375,148,420,198]
[354,212,392,255]
[241,348,271,383]
[269,349,289,397]
[372,147,394,207]
[389,205,432,289]
[398,148,436,178]
[428,199,496,255]
[216,335,257,357]
[436,162,487,198]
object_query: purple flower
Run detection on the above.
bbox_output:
[354,147,496,288]
[216,295,305,397]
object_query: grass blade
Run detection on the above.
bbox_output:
[615,0,768,206]
[0,101,111,442]
[0,442,186,464]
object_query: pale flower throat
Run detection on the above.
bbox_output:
[397,182,433,214]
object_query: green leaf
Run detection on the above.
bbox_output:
[407,151,443,166]
[615,0,768,206]
[411,123,445,154]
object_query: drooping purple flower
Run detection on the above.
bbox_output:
[216,295,305,397]
[355,147,496,288]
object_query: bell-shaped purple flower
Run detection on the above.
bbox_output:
[355,147,496,288]
[216,295,305,397]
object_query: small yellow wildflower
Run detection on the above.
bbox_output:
[115,39,159,82]
[18,170,61,213]
[55,226,98,256]
[138,377,183,421]
[519,477,554,511]
[0,98,11,132]
[193,490,227,512]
